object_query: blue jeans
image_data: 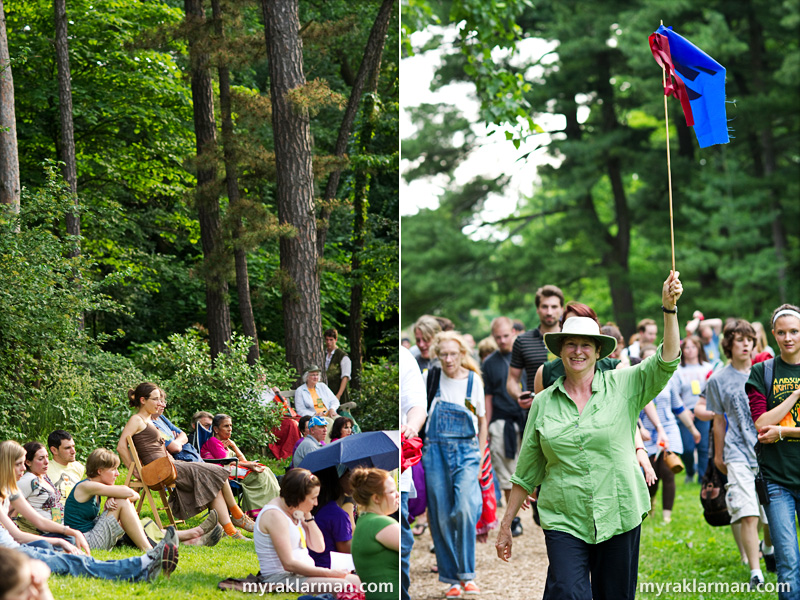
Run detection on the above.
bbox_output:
[423,400,481,585]
[400,492,413,600]
[18,541,147,582]
[678,416,710,479]
[762,482,800,600]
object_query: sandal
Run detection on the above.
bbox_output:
[412,523,428,536]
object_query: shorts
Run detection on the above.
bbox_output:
[488,419,521,491]
[83,511,125,550]
[725,462,768,524]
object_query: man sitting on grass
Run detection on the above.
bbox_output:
[46,431,84,500]
[64,448,222,551]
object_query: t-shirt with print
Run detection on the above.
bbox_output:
[705,364,757,467]
[425,371,485,435]
[676,362,713,411]
[747,357,800,489]
[17,472,64,533]
[47,460,85,500]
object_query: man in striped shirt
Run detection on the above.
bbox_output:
[506,285,564,410]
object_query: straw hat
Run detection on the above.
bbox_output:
[543,317,618,360]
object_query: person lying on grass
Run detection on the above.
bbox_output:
[0,441,179,583]
[64,448,222,551]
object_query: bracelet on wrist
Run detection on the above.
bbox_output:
[661,305,677,314]
[636,447,647,453]
[304,517,315,522]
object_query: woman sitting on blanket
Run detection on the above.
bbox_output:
[64,448,222,550]
[200,413,280,518]
[254,468,361,593]
[117,382,255,540]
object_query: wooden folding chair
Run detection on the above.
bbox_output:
[123,435,180,529]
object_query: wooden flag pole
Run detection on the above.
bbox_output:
[660,20,676,272]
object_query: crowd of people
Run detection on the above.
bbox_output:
[401,272,799,600]
[2,326,399,599]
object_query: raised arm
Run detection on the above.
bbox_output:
[661,271,683,362]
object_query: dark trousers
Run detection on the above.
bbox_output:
[542,525,641,600]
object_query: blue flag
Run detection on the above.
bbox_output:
[649,25,729,148]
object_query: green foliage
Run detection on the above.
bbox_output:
[350,359,399,432]
[130,331,289,455]
[402,0,799,338]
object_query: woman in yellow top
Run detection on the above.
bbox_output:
[496,271,684,600]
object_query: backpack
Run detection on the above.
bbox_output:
[700,427,731,526]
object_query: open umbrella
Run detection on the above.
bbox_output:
[297,431,399,473]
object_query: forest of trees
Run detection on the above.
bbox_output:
[0,0,399,451]
[401,0,799,341]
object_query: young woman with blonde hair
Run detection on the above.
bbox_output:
[424,331,487,597]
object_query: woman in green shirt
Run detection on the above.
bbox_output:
[496,271,683,600]
[350,468,399,600]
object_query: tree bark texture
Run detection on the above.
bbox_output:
[316,0,395,258]
[186,0,232,360]
[54,0,79,230]
[211,0,259,366]
[262,0,323,375]
[0,0,20,215]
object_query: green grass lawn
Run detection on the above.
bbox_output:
[50,456,300,600]
[638,475,794,599]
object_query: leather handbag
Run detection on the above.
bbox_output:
[663,450,685,474]
[141,456,177,489]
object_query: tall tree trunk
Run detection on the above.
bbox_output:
[185,0,232,360]
[262,0,323,374]
[348,77,383,393]
[211,0,259,366]
[315,0,395,258]
[53,0,83,328]
[0,0,20,216]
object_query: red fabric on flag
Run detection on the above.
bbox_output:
[649,32,694,126]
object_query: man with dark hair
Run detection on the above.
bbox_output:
[324,328,351,403]
[703,319,774,587]
[46,430,85,499]
[506,284,564,408]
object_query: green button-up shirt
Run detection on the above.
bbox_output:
[510,345,680,544]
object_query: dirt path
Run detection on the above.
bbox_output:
[409,504,549,599]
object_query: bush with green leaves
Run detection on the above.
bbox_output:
[350,358,399,432]
[0,167,132,447]
[130,330,293,455]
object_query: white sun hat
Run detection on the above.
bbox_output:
[543,317,618,360]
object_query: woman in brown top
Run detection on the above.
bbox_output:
[117,382,254,540]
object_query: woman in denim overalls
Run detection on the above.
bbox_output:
[423,332,488,598]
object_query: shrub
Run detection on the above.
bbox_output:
[350,358,398,432]
[130,331,290,455]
